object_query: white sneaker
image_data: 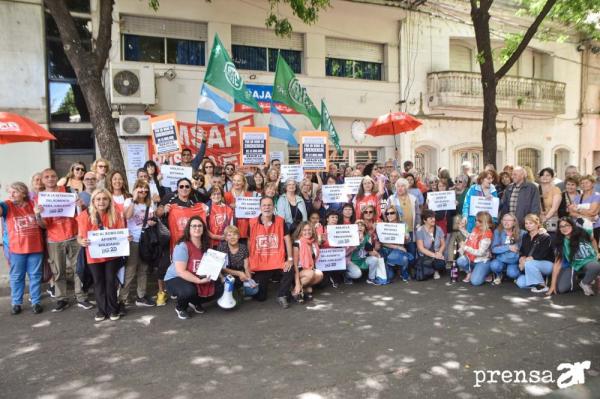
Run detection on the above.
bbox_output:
[579,281,595,296]
[433,271,441,280]
[492,275,502,286]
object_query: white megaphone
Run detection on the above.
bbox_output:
[217,275,237,310]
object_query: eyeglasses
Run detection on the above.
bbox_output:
[225,167,234,171]
[179,185,191,189]
[84,178,96,181]
[364,210,374,214]
[190,224,203,229]
[74,167,85,172]
[558,224,571,229]
[97,165,107,169]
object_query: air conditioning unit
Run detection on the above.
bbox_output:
[109,62,156,105]
[119,114,151,137]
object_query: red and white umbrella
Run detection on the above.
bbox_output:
[0,112,56,144]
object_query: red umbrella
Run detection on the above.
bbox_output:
[366,111,422,137]
[0,112,57,144]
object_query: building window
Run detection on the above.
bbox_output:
[517,148,541,174]
[326,58,382,80]
[232,45,301,73]
[123,34,205,66]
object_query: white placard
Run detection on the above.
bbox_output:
[376,223,405,244]
[88,228,130,259]
[280,164,304,183]
[195,249,226,281]
[427,191,457,211]
[270,151,284,162]
[38,192,77,217]
[161,165,193,191]
[344,177,363,195]
[469,196,499,218]
[316,248,347,272]
[235,196,261,218]
[322,184,347,203]
[126,143,147,170]
[326,224,360,247]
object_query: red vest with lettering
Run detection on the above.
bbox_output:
[248,215,286,272]
[224,191,252,238]
[207,203,233,247]
[5,200,43,254]
[185,241,215,297]
[167,203,208,253]
[354,194,381,220]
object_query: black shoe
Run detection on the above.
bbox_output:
[276,296,289,309]
[175,308,190,320]
[94,312,106,322]
[135,296,156,307]
[11,305,22,315]
[52,300,70,312]
[118,302,127,317]
[188,302,205,314]
[46,286,55,298]
[32,304,43,314]
[77,300,94,310]
[109,313,120,321]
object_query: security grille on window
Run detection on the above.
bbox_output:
[231,26,303,73]
[121,15,207,66]
[517,148,540,173]
[325,38,383,81]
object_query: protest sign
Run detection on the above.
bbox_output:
[270,151,284,162]
[161,165,193,192]
[195,249,227,281]
[316,248,347,272]
[38,192,77,218]
[322,184,347,203]
[150,114,181,155]
[326,224,359,247]
[88,228,130,259]
[280,164,304,183]
[427,191,456,211]
[344,176,363,195]
[240,127,268,167]
[299,131,328,172]
[235,196,261,218]
[469,196,499,218]
[376,223,406,244]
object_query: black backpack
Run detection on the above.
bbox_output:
[139,206,170,264]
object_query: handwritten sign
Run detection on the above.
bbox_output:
[316,248,347,272]
[270,151,284,162]
[322,184,347,203]
[196,249,226,281]
[427,191,456,211]
[38,192,77,217]
[326,224,359,247]
[300,131,328,172]
[280,164,304,183]
[344,177,363,195]
[150,113,181,155]
[469,196,499,218]
[376,223,405,244]
[241,127,268,167]
[161,165,193,191]
[235,196,261,218]
[88,228,130,259]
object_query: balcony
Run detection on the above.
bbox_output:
[427,71,566,114]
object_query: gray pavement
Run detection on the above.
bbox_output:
[0,278,599,399]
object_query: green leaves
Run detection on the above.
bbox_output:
[265,0,330,37]
[497,33,523,64]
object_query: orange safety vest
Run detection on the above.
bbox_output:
[224,190,253,238]
[248,215,286,272]
[207,203,233,248]
[5,200,43,254]
[167,203,208,253]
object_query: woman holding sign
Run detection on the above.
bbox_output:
[207,186,234,248]
[456,211,494,285]
[292,222,323,301]
[163,217,218,320]
[354,176,384,220]
[462,171,498,233]
[0,182,45,315]
[224,172,254,240]
[387,178,420,262]
[77,189,127,322]
[380,205,413,281]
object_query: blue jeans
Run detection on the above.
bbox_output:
[381,247,411,280]
[9,252,43,305]
[456,255,491,286]
[516,259,554,288]
[490,252,521,280]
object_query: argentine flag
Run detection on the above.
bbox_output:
[269,102,298,146]
[196,83,233,125]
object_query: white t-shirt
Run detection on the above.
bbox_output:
[124,198,155,242]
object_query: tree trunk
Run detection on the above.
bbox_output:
[481,73,498,167]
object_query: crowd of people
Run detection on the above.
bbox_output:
[2,150,600,322]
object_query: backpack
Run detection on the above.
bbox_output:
[139,206,171,264]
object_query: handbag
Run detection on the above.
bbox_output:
[413,226,437,281]
[375,257,388,283]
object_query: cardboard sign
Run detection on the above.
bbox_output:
[38,192,77,218]
[161,165,193,192]
[299,131,329,172]
[280,164,304,183]
[88,228,130,259]
[316,248,347,272]
[344,177,363,195]
[376,223,406,244]
[326,224,360,247]
[240,127,268,167]
[469,196,499,218]
[322,184,347,203]
[195,249,226,281]
[235,196,262,218]
[427,191,457,211]
[150,113,181,155]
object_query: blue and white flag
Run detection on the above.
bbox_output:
[196,83,233,125]
[269,102,298,146]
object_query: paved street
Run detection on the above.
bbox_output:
[0,279,599,399]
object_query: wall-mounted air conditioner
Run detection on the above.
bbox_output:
[109,62,156,105]
[119,114,151,137]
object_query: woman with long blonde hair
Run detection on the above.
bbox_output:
[91,158,111,189]
[456,211,494,285]
[515,214,554,293]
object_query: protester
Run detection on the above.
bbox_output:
[79,172,97,208]
[489,213,525,285]
[558,176,580,218]
[381,205,413,281]
[538,167,561,236]
[201,159,216,191]
[292,222,323,301]
[415,210,446,280]
[57,161,86,193]
[387,178,420,260]
[223,163,235,191]
[430,178,456,235]
[29,173,45,202]
[277,179,307,233]
[569,174,600,242]
[515,214,554,292]
[252,170,266,196]
[224,172,254,241]
[206,186,233,248]
[462,170,498,233]
[1,182,44,315]
[456,211,494,285]
[218,225,258,300]
[404,173,424,210]
[500,166,541,228]
[556,165,579,191]
[91,158,110,189]
[354,176,384,220]
[106,170,131,211]
[350,219,381,285]
[341,203,356,225]
[143,160,165,203]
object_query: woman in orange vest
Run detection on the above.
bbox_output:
[224,172,254,241]
[207,186,233,248]
[0,182,44,315]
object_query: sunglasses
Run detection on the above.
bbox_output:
[179,185,191,189]
[364,211,374,214]
[225,167,234,171]
[385,212,396,216]
[74,167,85,172]
[97,165,107,169]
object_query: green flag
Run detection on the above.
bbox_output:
[321,100,342,156]
[272,54,320,128]
[204,34,261,112]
